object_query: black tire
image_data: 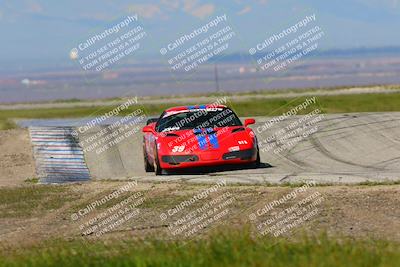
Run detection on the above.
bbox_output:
[248,148,261,169]
[143,149,154,172]
[254,149,261,167]
[153,144,163,175]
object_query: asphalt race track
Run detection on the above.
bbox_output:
[79,112,400,185]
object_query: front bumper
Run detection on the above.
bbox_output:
[159,148,257,169]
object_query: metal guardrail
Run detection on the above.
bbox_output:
[29,127,91,183]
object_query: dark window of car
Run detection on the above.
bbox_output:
[156,108,242,132]
[146,118,158,125]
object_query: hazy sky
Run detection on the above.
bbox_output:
[1,0,400,64]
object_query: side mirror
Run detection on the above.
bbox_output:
[142,125,155,133]
[146,118,158,125]
[244,118,255,127]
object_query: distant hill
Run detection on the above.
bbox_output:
[213,46,400,63]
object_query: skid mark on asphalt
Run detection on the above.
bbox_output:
[309,135,384,171]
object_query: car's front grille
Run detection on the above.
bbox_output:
[222,149,255,160]
[162,155,199,164]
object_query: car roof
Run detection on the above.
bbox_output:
[164,104,227,113]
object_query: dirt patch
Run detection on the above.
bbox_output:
[0,182,399,248]
[0,129,35,187]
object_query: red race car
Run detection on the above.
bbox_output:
[142,104,260,175]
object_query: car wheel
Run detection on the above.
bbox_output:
[248,148,261,169]
[143,148,154,172]
[153,144,163,175]
[254,149,261,167]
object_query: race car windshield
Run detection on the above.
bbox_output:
[156,108,242,132]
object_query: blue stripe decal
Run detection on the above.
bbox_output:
[193,128,207,150]
[199,105,206,109]
[206,128,219,149]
